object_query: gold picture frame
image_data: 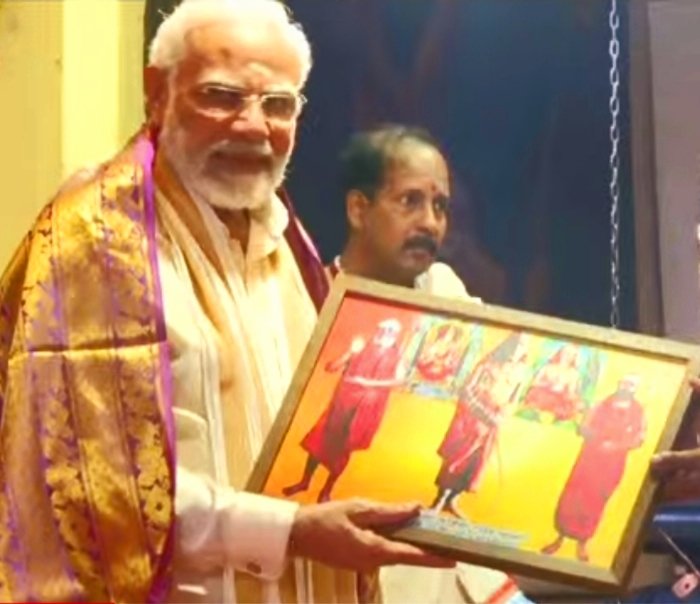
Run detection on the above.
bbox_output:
[248,275,700,591]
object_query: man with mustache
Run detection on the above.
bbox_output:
[0,2,453,602]
[329,125,478,299]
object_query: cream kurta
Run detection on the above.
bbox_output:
[154,180,357,603]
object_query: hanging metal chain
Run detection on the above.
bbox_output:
[608,0,622,328]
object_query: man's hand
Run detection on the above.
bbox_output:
[288,499,455,573]
[651,377,700,502]
[652,449,700,501]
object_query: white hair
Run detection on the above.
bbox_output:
[148,0,312,86]
[378,318,402,333]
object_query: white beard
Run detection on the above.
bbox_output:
[159,119,289,212]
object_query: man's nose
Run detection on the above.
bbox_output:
[229,100,269,141]
[417,202,442,236]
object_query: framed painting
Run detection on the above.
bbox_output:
[248,275,700,591]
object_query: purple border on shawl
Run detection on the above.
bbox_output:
[277,188,330,310]
[133,134,176,603]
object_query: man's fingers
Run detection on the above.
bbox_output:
[652,449,700,474]
[349,501,422,528]
[689,377,700,392]
[388,547,456,569]
[688,377,700,409]
[370,533,455,568]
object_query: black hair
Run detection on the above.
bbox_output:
[338,124,445,200]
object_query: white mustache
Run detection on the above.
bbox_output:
[207,140,274,158]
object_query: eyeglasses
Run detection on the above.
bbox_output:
[193,84,306,122]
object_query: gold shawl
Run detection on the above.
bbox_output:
[0,128,371,603]
[0,133,174,602]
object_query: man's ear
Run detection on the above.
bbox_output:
[346,190,370,231]
[144,66,169,127]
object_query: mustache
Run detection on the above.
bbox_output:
[402,235,438,256]
[207,139,274,158]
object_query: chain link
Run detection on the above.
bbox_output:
[608,0,621,328]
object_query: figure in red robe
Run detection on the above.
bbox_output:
[283,318,407,502]
[430,332,530,517]
[414,322,467,384]
[521,344,583,422]
[541,374,646,561]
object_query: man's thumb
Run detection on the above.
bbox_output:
[652,449,700,473]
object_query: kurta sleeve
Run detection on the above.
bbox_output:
[176,467,299,580]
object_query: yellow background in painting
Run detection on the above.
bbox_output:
[263,296,687,570]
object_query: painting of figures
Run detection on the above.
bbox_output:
[249,276,700,589]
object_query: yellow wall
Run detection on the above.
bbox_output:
[0,1,63,266]
[0,0,145,267]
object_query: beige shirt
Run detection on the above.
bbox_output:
[156,190,319,603]
[415,261,482,303]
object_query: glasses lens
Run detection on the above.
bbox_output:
[199,85,247,113]
[261,93,300,120]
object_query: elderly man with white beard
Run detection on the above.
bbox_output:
[0,1,454,603]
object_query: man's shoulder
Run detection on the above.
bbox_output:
[44,131,148,219]
[14,142,150,284]
[52,144,144,216]
[417,262,482,303]
[36,138,151,246]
